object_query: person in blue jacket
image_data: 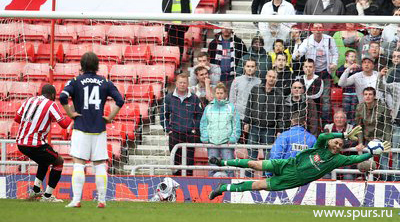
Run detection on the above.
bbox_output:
[269,111,317,160]
[200,83,241,177]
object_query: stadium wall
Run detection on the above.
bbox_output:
[1,175,399,207]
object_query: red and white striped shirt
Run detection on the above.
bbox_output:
[16,95,65,147]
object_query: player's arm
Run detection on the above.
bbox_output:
[49,103,73,129]
[313,133,343,149]
[338,153,373,166]
[104,81,124,123]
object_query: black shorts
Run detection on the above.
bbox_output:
[18,144,59,166]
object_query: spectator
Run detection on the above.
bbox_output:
[338,55,381,103]
[259,0,295,30]
[293,23,339,126]
[208,23,247,91]
[283,81,319,135]
[303,0,345,15]
[260,23,290,53]
[323,109,357,180]
[160,74,203,176]
[382,8,400,43]
[189,52,221,87]
[200,83,241,177]
[345,0,380,15]
[336,50,361,124]
[243,70,284,177]
[236,36,272,80]
[377,68,400,181]
[296,59,324,129]
[162,0,191,72]
[251,0,268,14]
[333,23,364,69]
[293,0,308,14]
[378,0,399,15]
[354,87,392,152]
[366,41,389,71]
[270,111,316,160]
[285,25,305,75]
[229,58,261,121]
[189,66,214,106]
[386,50,400,83]
[273,52,296,96]
[268,39,292,68]
[356,25,383,62]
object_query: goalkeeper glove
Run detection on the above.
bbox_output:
[344,125,362,141]
[368,141,391,155]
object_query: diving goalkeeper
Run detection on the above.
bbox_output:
[208,126,390,200]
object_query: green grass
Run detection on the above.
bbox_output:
[0,199,399,222]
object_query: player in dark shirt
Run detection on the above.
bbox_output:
[60,52,124,208]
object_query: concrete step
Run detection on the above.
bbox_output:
[148,124,165,135]
[134,145,170,156]
[231,1,251,11]
[128,155,170,165]
[142,135,169,146]
[226,10,250,14]
[123,165,173,175]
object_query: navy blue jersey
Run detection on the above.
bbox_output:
[60,72,124,133]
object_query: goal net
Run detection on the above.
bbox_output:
[0,13,399,207]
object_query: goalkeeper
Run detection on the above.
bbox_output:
[209,126,390,200]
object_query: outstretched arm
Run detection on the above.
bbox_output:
[313,133,344,149]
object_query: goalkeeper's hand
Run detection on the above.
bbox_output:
[368,141,391,155]
[344,125,362,141]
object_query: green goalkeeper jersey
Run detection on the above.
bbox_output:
[290,133,372,185]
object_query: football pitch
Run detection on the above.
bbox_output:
[0,199,398,222]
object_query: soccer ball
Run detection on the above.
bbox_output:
[357,159,377,173]
[367,139,384,154]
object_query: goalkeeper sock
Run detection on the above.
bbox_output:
[222,159,250,168]
[72,163,85,203]
[95,163,108,203]
[221,181,254,192]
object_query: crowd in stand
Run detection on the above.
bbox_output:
[160,0,400,181]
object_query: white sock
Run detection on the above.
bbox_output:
[45,186,54,196]
[95,164,107,203]
[34,178,43,191]
[71,163,85,203]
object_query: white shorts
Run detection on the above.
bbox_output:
[70,130,108,161]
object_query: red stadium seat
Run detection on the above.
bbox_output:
[0,42,15,61]
[107,141,121,161]
[125,84,154,103]
[150,45,180,67]
[36,43,64,63]
[0,120,11,138]
[0,22,21,40]
[194,147,208,163]
[123,45,151,64]
[93,44,123,64]
[136,25,165,44]
[113,82,126,99]
[107,25,135,44]
[198,0,218,12]
[51,122,68,140]
[52,81,65,97]
[149,83,163,101]
[54,24,78,43]
[6,143,25,160]
[185,27,202,44]
[20,24,50,43]
[23,63,50,81]
[106,122,125,141]
[139,63,175,83]
[53,144,71,159]
[8,81,40,99]
[331,87,343,103]
[9,121,20,139]
[76,25,107,43]
[53,63,80,80]
[109,64,138,82]
[136,102,150,121]
[0,62,25,80]
[0,81,11,99]
[97,64,109,78]
[0,165,20,174]
[0,99,23,118]
[8,43,35,62]
[63,43,93,62]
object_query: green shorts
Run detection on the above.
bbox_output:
[264,159,303,191]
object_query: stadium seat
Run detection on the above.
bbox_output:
[106,121,125,141]
[136,102,150,121]
[106,25,135,44]
[51,122,68,140]
[93,44,123,64]
[150,45,180,67]
[98,64,109,78]
[109,64,138,82]
[53,63,80,80]
[20,24,50,43]
[198,0,218,12]
[194,147,209,164]
[185,26,203,47]
[0,42,15,61]
[0,62,25,80]
[9,121,20,139]
[53,144,71,159]
[139,63,175,83]
[0,22,21,40]
[149,83,163,101]
[113,82,126,98]
[52,81,65,97]
[136,25,165,45]
[8,81,40,99]
[8,43,35,62]
[0,120,11,138]
[107,141,122,160]
[54,24,78,43]
[23,63,50,81]
[63,43,93,62]
[331,87,343,103]
[76,25,107,43]
[6,143,25,160]
[123,45,151,64]
[125,84,154,103]
[36,43,64,63]
[0,81,12,99]
[0,99,23,118]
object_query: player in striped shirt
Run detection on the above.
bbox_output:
[15,84,72,202]
[60,52,124,208]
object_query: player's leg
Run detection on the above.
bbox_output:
[41,153,64,202]
[209,179,269,200]
[92,132,108,208]
[209,158,274,172]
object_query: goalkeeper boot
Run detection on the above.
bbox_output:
[209,184,224,200]
[40,196,64,203]
[97,202,106,208]
[209,157,222,166]
[27,190,43,201]
[65,201,81,208]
